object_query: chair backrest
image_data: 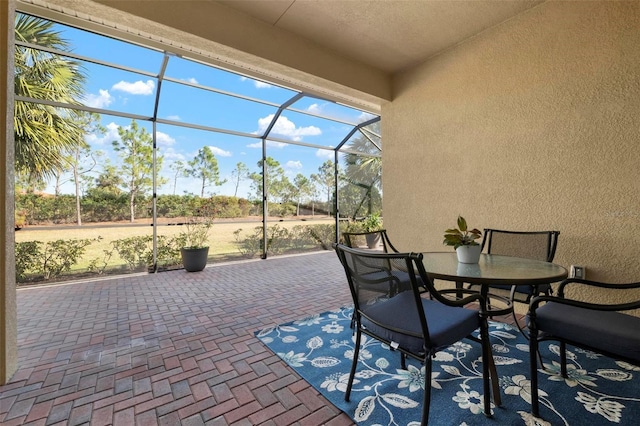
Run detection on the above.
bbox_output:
[333,243,432,344]
[341,229,399,253]
[482,229,559,262]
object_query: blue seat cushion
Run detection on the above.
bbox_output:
[535,302,640,363]
[360,291,480,355]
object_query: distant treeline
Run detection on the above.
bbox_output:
[15,194,255,225]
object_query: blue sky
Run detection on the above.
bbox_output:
[46,18,377,199]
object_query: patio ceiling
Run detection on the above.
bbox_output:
[215,0,545,74]
[22,0,545,110]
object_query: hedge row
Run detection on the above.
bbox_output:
[15,193,256,225]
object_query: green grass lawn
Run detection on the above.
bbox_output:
[15,217,335,284]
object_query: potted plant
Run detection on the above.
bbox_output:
[443,216,483,263]
[362,213,383,248]
[179,204,214,272]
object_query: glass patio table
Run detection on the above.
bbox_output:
[420,252,568,315]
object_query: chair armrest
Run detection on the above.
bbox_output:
[530,294,640,313]
[530,277,640,313]
[436,288,489,312]
[557,278,640,296]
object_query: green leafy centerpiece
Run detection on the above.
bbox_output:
[443,216,482,263]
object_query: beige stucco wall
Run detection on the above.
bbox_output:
[384,1,640,304]
[1,0,18,384]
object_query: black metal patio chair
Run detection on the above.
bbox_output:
[528,278,640,418]
[468,229,560,325]
[342,229,400,252]
[342,229,426,297]
[333,243,500,424]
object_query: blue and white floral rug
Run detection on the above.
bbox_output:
[255,306,640,425]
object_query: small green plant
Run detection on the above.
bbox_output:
[112,235,153,270]
[443,216,482,249]
[362,213,382,232]
[180,202,216,249]
[234,228,261,258]
[87,248,115,275]
[155,235,184,269]
[306,224,335,250]
[233,225,292,257]
[181,218,212,249]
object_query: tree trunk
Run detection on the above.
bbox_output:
[73,162,81,226]
[130,192,135,223]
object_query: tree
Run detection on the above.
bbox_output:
[248,157,291,203]
[112,120,165,222]
[53,112,105,225]
[230,162,248,197]
[169,160,186,195]
[293,174,314,216]
[186,146,226,197]
[94,162,123,195]
[14,14,87,181]
[309,173,321,217]
[313,160,336,215]
[342,122,382,217]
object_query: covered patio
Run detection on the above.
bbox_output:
[0,251,358,424]
[1,250,527,424]
[3,0,639,423]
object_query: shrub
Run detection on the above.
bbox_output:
[15,241,40,281]
[111,235,153,270]
[289,225,317,250]
[40,238,97,279]
[16,238,97,281]
[306,224,336,250]
[233,227,262,258]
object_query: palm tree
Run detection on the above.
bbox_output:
[342,122,382,217]
[14,14,86,183]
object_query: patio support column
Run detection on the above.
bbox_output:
[1,0,18,385]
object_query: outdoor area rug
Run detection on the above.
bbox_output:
[255,306,640,425]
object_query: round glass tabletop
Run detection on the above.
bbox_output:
[420,252,568,286]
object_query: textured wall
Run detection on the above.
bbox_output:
[384,1,640,304]
[1,0,17,384]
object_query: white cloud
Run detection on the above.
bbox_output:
[182,77,198,85]
[163,149,186,161]
[166,115,181,121]
[286,160,303,169]
[246,140,287,149]
[240,76,272,89]
[316,148,334,160]
[86,121,120,145]
[254,81,272,89]
[307,103,324,114]
[112,79,155,95]
[83,89,113,109]
[208,146,232,157]
[156,131,175,147]
[255,114,321,141]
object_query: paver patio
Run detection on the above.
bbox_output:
[1,250,520,425]
[1,251,356,425]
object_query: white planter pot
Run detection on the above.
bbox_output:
[456,245,482,263]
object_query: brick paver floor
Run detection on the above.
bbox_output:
[1,251,356,426]
[1,250,523,425]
